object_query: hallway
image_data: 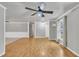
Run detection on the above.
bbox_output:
[5,37,76,57]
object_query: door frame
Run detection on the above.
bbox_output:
[56,17,67,47]
[34,21,49,38]
[0,4,6,56]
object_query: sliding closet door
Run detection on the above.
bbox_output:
[0,6,5,56]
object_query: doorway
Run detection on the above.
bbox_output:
[29,21,49,38]
[29,22,34,38]
[57,17,67,47]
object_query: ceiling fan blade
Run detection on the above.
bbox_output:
[31,13,37,16]
[42,11,53,14]
[25,7,37,11]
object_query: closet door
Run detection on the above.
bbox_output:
[0,6,5,56]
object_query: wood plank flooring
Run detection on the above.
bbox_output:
[4,37,76,57]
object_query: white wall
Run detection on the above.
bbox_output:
[6,22,29,38]
[6,22,28,32]
[5,21,29,45]
[67,7,79,55]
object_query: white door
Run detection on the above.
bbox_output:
[34,22,47,38]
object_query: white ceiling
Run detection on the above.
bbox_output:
[0,2,79,22]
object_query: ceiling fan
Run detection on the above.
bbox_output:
[25,2,53,17]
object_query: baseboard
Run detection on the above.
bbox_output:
[66,47,79,57]
[48,38,57,40]
[34,36,48,38]
[49,40,57,43]
[6,37,29,45]
[34,37,48,39]
[57,41,79,57]
[0,50,5,57]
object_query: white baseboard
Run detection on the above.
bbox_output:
[48,37,57,40]
[5,32,29,45]
[34,36,47,38]
[0,50,5,57]
[5,32,29,38]
[66,47,79,57]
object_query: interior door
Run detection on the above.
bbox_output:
[35,22,47,38]
[0,6,5,56]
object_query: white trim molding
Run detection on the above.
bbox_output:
[0,4,7,10]
[34,36,48,38]
[67,47,79,57]
[4,5,6,57]
[56,4,79,21]
[0,3,6,56]
[0,51,5,56]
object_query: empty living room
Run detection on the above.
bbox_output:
[0,0,79,59]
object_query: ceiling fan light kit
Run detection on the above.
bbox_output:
[25,2,53,17]
[37,12,42,17]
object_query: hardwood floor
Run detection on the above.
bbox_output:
[4,37,76,57]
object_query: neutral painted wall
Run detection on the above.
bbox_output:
[67,7,79,55]
[0,5,5,56]
[5,22,29,44]
[6,22,28,32]
[49,21,57,40]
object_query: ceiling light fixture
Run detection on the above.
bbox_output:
[37,11,42,17]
